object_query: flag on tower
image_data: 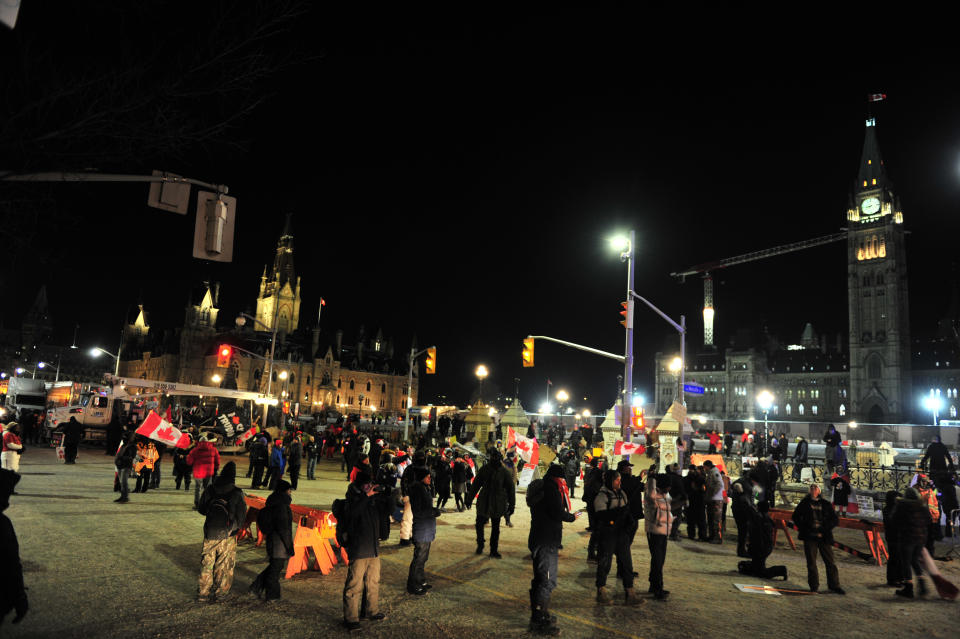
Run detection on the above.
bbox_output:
[320,298,326,306]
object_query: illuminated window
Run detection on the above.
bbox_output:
[812,405,818,415]
[839,404,846,416]
[951,405,957,418]
[872,178,877,185]
[785,404,791,416]
[798,404,805,416]
[863,180,868,187]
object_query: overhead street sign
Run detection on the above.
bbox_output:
[683,383,705,395]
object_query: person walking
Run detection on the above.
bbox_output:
[249,437,269,489]
[406,467,438,595]
[1,423,23,473]
[892,487,931,599]
[528,463,578,635]
[792,435,809,482]
[173,436,194,491]
[915,475,941,555]
[792,484,844,594]
[466,450,515,558]
[882,490,904,587]
[644,471,674,600]
[287,434,303,490]
[703,460,724,543]
[62,416,83,464]
[304,436,319,481]
[434,451,452,512]
[187,433,221,510]
[113,434,138,503]
[267,439,286,491]
[582,456,604,561]
[248,480,294,601]
[341,469,386,631]
[196,461,247,603]
[562,449,579,499]
[593,469,641,605]
[451,455,472,512]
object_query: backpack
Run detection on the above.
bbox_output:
[256,504,274,536]
[203,495,234,536]
[331,498,351,546]
[525,478,545,508]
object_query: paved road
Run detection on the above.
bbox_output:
[4,446,958,639]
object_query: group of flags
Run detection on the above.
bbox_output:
[135,409,259,448]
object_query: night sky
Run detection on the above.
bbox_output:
[2,5,959,413]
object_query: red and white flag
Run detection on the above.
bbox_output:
[235,425,261,446]
[508,427,540,470]
[136,410,191,448]
[867,93,887,102]
[613,440,645,456]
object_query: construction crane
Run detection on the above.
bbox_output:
[670,232,847,347]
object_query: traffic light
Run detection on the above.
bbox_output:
[425,347,436,374]
[216,344,232,367]
[619,299,634,329]
[631,405,644,430]
[282,400,290,414]
[522,338,534,367]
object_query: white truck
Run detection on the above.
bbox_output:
[4,377,48,420]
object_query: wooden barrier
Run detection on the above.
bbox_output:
[768,508,887,565]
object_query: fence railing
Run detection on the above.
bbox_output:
[719,456,917,493]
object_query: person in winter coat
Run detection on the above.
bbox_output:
[823,425,842,473]
[683,464,708,541]
[249,480,294,601]
[892,487,931,599]
[286,435,303,490]
[341,470,386,631]
[196,461,247,603]
[527,463,578,636]
[173,437,194,491]
[731,475,758,557]
[882,490,903,587]
[113,434,138,503]
[398,451,427,547]
[451,456,472,512]
[407,467,438,595]
[562,450,579,499]
[249,437,269,488]
[723,431,734,457]
[62,416,83,464]
[187,433,221,509]
[737,501,787,580]
[792,436,809,481]
[304,436,320,480]
[666,463,686,541]
[1,469,28,625]
[594,469,641,605]
[703,460,724,543]
[1,423,23,473]
[466,450,516,558]
[134,440,159,493]
[433,453,452,512]
[267,440,286,491]
[644,472,674,600]
[503,451,519,526]
[792,484,843,594]
[915,475,941,555]
[582,457,604,561]
[150,442,166,489]
[830,472,852,516]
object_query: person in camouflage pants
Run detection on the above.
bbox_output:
[196,461,247,603]
[198,537,238,599]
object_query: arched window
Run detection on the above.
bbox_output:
[839,404,846,417]
[336,394,340,404]
[798,404,805,416]
[867,355,882,380]
[254,369,262,381]
[366,381,371,392]
[272,371,277,382]
[289,374,295,387]
[306,375,311,385]
[951,405,957,418]
[785,404,792,416]
[381,383,386,393]
[349,380,355,390]
[338,377,342,388]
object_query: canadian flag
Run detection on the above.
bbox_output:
[508,427,540,470]
[613,440,645,456]
[235,425,260,446]
[136,410,191,448]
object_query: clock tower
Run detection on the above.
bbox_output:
[846,116,911,422]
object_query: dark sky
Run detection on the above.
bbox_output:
[3,6,960,413]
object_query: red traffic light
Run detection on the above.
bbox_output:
[217,344,233,367]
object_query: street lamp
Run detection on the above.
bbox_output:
[38,359,62,382]
[211,374,222,384]
[475,365,489,403]
[609,232,635,450]
[923,394,944,426]
[556,389,569,431]
[756,390,774,457]
[89,346,120,376]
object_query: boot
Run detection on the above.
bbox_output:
[917,578,928,599]
[596,586,612,605]
[475,542,484,555]
[895,581,914,599]
[624,586,643,606]
[529,609,559,636]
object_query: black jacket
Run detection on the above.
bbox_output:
[922,441,954,472]
[467,460,516,518]
[794,439,808,463]
[198,478,247,540]
[792,496,838,543]
[263,491,294,559]
[114,440,138,470]
[892,497,929,545]
[63,419,83,445]
[823,430,841,448]
[343,482,380,560]
[528,475,576,550]
[287,441,303,467]
[250,440,269,464]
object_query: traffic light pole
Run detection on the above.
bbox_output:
[630,291,686,407]
[404,345,434,442]
[621,230,635,455]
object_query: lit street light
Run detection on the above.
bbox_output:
[756,389,774,457]
[89,346,120,376]
[476,365,489,403]
[211,374,222,384]
[923,394,944,426]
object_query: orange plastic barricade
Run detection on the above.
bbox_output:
[769,508,887,565]
[240,495,267,545]
[285,515,336,578]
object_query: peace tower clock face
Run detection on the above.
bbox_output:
[860,197,881,215]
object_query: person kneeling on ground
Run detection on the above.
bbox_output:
[737,501,787,580]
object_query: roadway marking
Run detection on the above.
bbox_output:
[380,555,643,639]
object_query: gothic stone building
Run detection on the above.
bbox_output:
[117,216,418,418]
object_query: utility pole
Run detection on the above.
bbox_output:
[621,230,636,452]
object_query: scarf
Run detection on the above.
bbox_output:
[554,476,572,511]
